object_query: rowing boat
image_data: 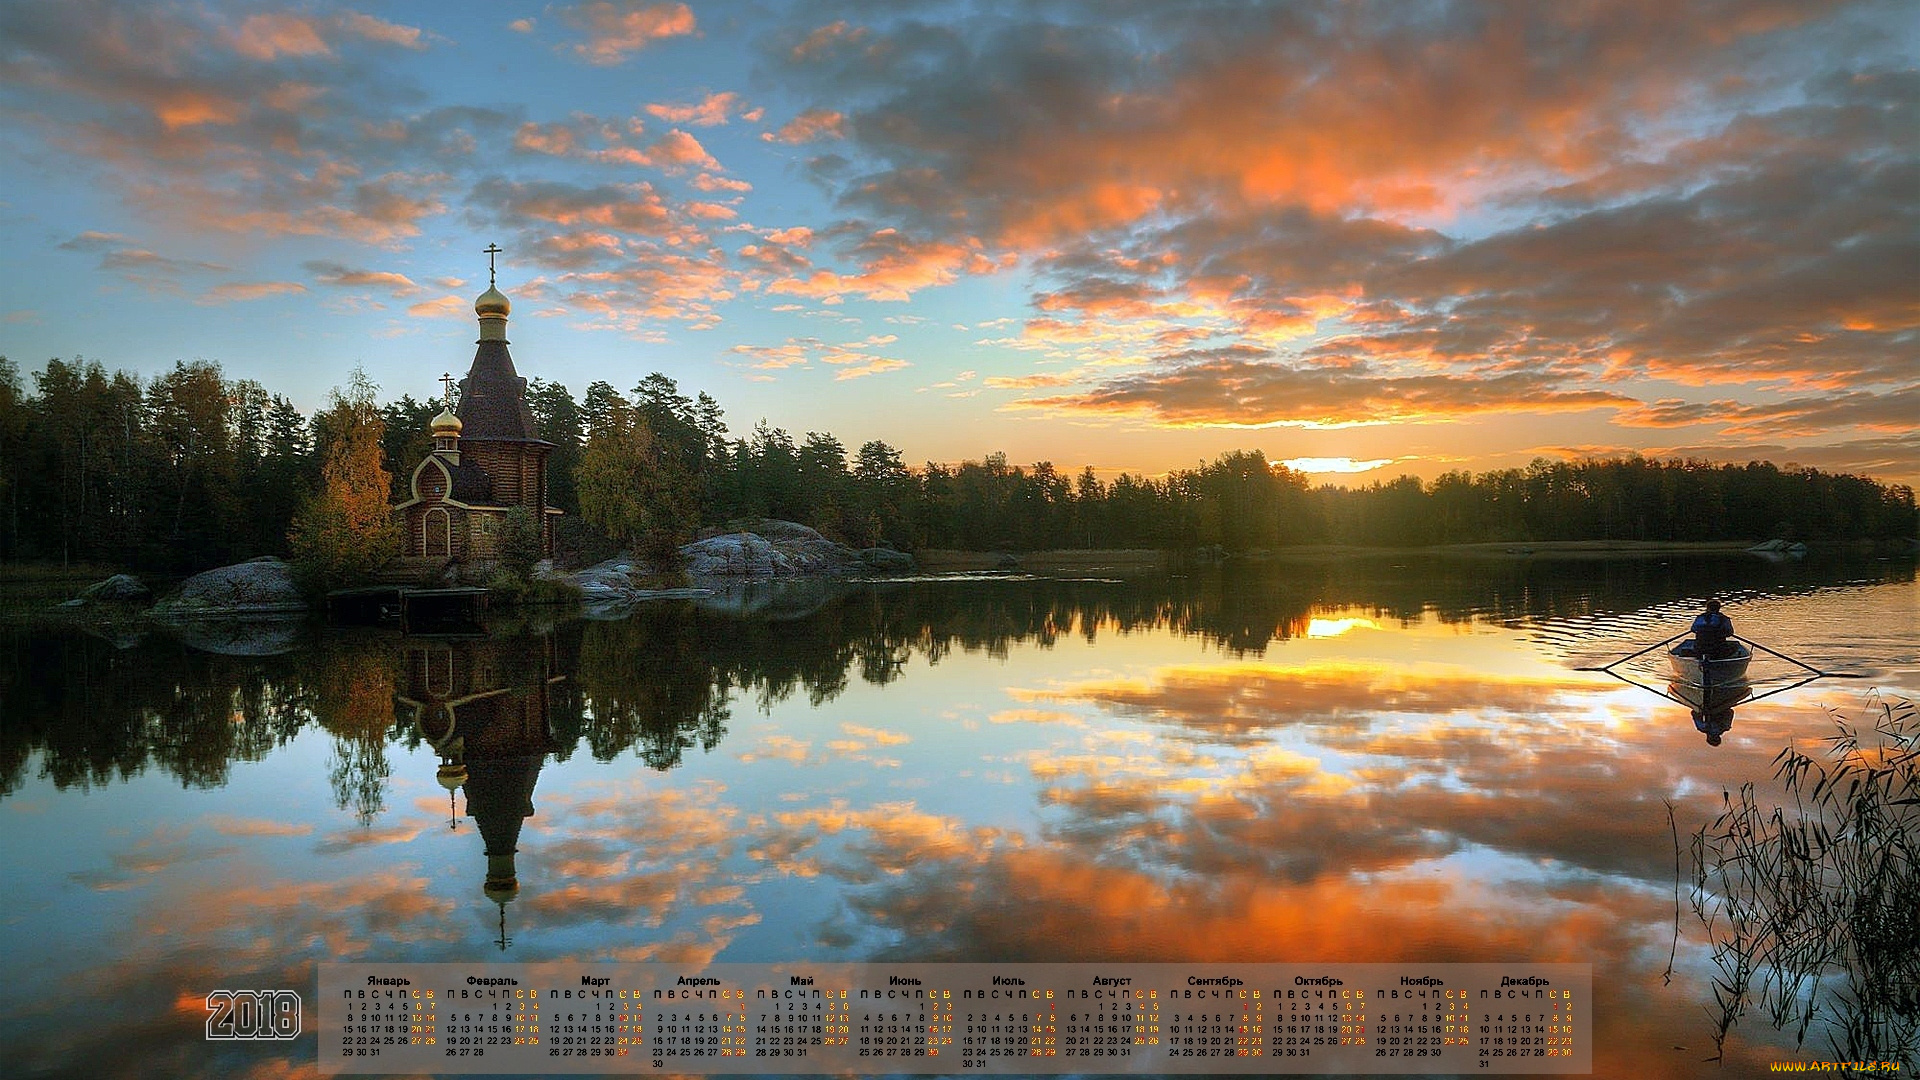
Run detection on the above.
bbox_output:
[1668,638,1753,686]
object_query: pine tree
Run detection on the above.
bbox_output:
[527,378,585,514]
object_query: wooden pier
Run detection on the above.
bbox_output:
[326,585,490,630]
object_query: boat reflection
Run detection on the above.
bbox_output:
[1667,675,1754,746]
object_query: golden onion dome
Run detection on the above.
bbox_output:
[474,283,510,318]
[431,406,463,433]
[484,879,520,903]
[436,763,467,791]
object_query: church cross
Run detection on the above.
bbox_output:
[483,243,503,285]
[440,372,456,407]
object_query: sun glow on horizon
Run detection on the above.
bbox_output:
[1305,617,1382,638]
[1282,457,1396,474]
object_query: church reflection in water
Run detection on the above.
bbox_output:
[395,626,574,948]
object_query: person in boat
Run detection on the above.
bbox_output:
[1694,706,1734,746]
[1689,599,1735,660]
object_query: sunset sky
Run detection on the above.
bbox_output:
[1,0,1914,484]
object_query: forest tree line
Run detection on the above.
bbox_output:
[0,354,1912,571]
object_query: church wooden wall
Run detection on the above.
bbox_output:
[463,443,524,504]
[467,512,502,560]
[457,441,553,515]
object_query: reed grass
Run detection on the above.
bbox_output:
[1690,691,1920,1065]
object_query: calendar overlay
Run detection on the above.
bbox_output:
[320,962,1590,1074]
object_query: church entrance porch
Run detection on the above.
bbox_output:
[425,507,452,557]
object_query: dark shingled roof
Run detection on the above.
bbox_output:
[445,461,495,505]
[457,339,544,442]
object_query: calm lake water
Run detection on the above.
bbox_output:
[3,553,1916,1079]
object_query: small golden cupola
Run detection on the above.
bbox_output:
[431,404,463,459]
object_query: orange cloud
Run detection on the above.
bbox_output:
[646,91,744,126]
[1615,386,1920,439]
[226,13,331,60]
[199,281,306,304]
[560,1,696,65]
[743,5,1912,476]
[646,128,720,171]
[725,334,908,379]
[984,372,1077,390]
[693,172,752,193]
[788,20,866,62]
[223,9,426,61]
[513,120,583,156]
[153,91,244,130]
[546,246,738,331]
[764,108,845,144]
[1641,436,1920,483]
[833,357,908,381]
[61,232,230,289]
[406,295,467,318]
[104,164,448,246]
[341,12,426,50]
[730,341,811,370]
[472,178,673,235]
[304,260,421,296]
[767,230,999,302]
[1007,347,1632,429]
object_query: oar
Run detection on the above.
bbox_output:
[1587,663,1695,706]
[1741,636,1867,678]
[1573,630,1687,672]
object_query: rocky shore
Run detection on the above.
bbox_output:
[564,520,915,610]
[50,521,917,619]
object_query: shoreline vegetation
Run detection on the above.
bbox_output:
[1690,692,1919,1065]
[915,539,1798,571]
[1,357,1914,616]
[5,535,1912,624]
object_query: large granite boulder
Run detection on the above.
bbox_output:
[150,557,307,618]
[679,532,785,577]
[61,573,152,608]
[562,557,709,614]
[564,557,648,606]
[562,522,887,607]
[679,521,861,578]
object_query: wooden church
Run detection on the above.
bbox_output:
[392,259,558,561]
